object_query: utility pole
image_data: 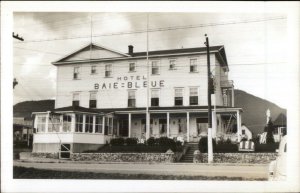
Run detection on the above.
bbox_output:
[204,34,213,163]
[13,78,18,89]
[13,32,23,89]
[145,13,150,139]
[13,32,24,41]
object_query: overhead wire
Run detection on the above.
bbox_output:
[14,16,286,44]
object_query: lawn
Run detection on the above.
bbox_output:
[13,166,266,180]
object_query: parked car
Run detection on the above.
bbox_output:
[268,135,287,180]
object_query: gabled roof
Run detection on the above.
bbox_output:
[273,112,287,126]
[53,43,130,64]
[52,44,228,67]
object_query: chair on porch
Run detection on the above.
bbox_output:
[177,136,185,145]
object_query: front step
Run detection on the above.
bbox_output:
[179,143,199,163]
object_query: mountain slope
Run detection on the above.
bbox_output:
[234,89,286,136]
[13,100,55,119]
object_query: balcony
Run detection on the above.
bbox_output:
[220,80,234,88]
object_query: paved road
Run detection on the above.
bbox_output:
[14,161,268,179]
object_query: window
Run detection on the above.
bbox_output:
[151,89,159,107]
[128,90,136,107]
[190,58,198,72]
[189,87,198,105]
[129,62,136,72]
[48,115,60,132]
[91,66,97,74]
[75,114,83,132]
[73,67,80,79]
[95,116,103,133]
[85,115,93,133]
[72,93,80,107]
[36,116,46,133]
[89,92,97,108]
[174,88,183,106]
[169,59,176,70]
[151,61,159,75]
[242,130,246,135]
[105,64,112,77]
[63,115,72,132]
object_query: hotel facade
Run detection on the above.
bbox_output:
[32,44,242,154]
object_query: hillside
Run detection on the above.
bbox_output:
[234,89,286,136]
[13,90,286,135]
[13,100,55,119]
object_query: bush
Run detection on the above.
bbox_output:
[198,137,216,153]
[110,138,125,146]
[225,138,232,144]
[147,137,156,146]
[215,144,238,153]
[254,143,279,152]
[125,138,138,146]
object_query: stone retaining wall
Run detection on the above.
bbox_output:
[31,152,59,159]
[194,153,277,164]
[71,152,179,163]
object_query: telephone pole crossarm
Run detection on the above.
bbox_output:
[13,32,24,41]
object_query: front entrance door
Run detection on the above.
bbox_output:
[119,119,128,137]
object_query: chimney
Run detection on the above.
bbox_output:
[128,45,133,56]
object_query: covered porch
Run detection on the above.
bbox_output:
[113,106,243,143]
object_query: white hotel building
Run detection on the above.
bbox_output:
[32,43,242,154]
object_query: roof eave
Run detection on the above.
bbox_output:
[52,50,219,66]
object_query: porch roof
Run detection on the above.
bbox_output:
[54,106,102,114]
[97,106,243,114]
[32,105,243,115]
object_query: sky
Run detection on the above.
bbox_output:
[13,12,289,108]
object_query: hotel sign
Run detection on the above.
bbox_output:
[94,75,165,90]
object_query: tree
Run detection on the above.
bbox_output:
[266,119,275,144]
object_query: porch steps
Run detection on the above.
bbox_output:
[180,143,199,163]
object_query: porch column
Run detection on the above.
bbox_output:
[45,112,49,133]
[146,112,150,139]
[237,110,241,142]
[117,120,120,136]
[71,114,76,132]
[231,88,235,107]
[92,115,96,133]
[59,115,63,133]
[167,112,170,138]
[34,115,38,129]
[102,116,105,134]
[128,113,131,137]
[187,112,190,142]
[82,115,86,133]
